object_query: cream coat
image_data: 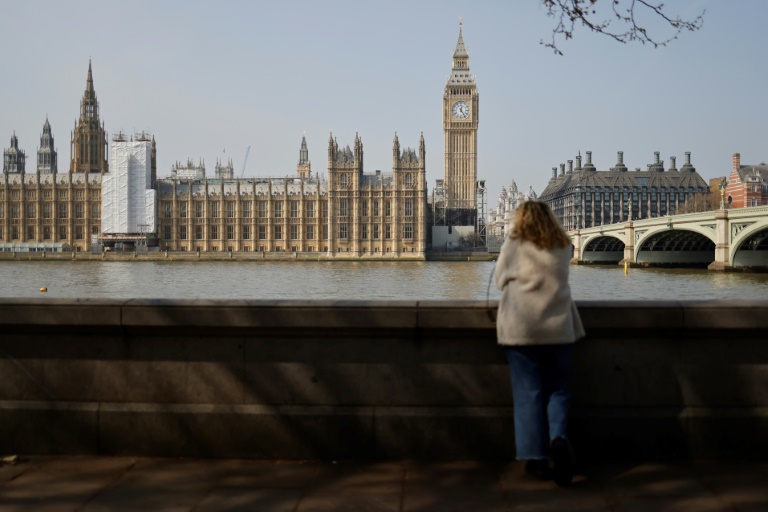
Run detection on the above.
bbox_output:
[494,236,585,346]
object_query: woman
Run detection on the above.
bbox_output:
[494,201,585,487]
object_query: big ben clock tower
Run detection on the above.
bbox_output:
[443,20,478,219]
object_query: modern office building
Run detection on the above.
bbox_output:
[538,151,710,231]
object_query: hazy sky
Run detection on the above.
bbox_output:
[1,0,765,203]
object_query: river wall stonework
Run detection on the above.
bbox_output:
[0,299,766,461]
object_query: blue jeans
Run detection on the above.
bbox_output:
[504,344,574,460]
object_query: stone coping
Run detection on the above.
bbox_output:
[0,298,766,330]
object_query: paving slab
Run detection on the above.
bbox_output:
[0,457,765,512]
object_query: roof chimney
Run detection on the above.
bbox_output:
[669,156,677,171]
[575,154,582,170]
[567,160,573,173]
[733,153,741,172]
[559,163,565,176]
[551,167,557,180]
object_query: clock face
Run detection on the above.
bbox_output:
[452,101,470,120]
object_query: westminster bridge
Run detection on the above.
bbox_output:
[571,206,768,270]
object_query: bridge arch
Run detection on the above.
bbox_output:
[581,235,626,263]
[730,218,768,269]
[635,228,715,267]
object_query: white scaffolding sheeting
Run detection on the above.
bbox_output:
[102,141,156,234]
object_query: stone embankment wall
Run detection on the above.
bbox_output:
[0,251,427,262]
[0,299,765,461]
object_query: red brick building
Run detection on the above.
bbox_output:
[725,153,768,208]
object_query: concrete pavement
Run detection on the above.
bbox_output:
[0,456,766,511]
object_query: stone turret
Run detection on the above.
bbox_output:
[3,132,25,174]
[297,135,311,179]
[37,118,57,174]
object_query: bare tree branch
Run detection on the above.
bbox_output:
[541,0,705,56]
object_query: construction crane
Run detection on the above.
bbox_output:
[240,146,251,178]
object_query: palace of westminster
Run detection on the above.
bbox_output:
[1,25,712,256]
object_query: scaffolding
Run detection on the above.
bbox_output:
[476,180,487,246]
[432,179,446,226]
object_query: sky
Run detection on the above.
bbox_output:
[1,0,766,206]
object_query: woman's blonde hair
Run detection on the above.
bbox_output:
[510,201,571,250]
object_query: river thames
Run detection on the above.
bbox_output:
[0,261,766,300]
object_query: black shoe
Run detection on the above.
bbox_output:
[550,437,573,487]
[524,459,551,480]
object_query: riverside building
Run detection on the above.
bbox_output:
[538,151,710,231]
[155,133,427,257]
[0,60,428,258]
[724,153,768,208]
[1,62,108,253]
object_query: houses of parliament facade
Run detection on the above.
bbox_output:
[1,62,428,257]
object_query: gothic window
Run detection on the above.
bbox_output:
[195,226,203,240]
[75,203,84,219]
[306,201,314,218]
[44,226,51,240]
[211,202,219,218]
[291,225,299,240]
[59,226,66,240]
[338,224,348,239]
[211,225,219,239]
[307,225,314,240]
[274,225,282,239]
[12,227,19,240]
[385,200,391,217]
[362,224,368,239]
[27,204,35,219]
[322,201,328,218]
[339,174,348,187]
[274,201,283,218]
[242,225,250,240]
[164,226,172,240]
[385,224,391,239]
[164,203,172,218]
[322,225,328,240]
[290,201,299,218]
[180,225,187,240]
[362,200,368,216]
[259,226,266,240]
[227,225,234,240]
[403,224,414,239]
[227,201,235,218]
[180,203,187,218]
[92,203,99,219]
[373,224,380,239]
[338,199,348,217]
[0,205,3,219]
[404,199,414,217]
[12,205,19,219]
[373,201,379,217]
[43,203,51,219]
[242,201,251,217]
[195,202,203,218]
[75,226,83,240]
[404,173,413,187]
[27,226,35,240]
[258,201,266,217]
